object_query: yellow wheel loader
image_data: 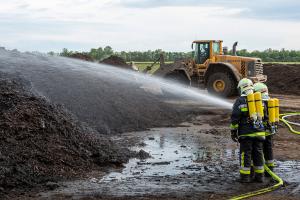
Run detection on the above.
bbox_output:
[146,40,267,97]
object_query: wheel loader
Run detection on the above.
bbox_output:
[145,40,267,97]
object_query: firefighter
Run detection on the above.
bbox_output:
[254,82,275,175]
[230,78,266,183]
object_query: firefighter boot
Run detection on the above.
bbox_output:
[240,174,251,183]
[254,173,264,183]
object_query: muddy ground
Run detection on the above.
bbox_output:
[30,97,300,200]
[33,104,300,200]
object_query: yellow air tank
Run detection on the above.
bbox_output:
[247,93,257,121]
[274,98,279,123]
[254,92,264,121]
[268,99,276,124]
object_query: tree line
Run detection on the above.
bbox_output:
[54,46,300,62]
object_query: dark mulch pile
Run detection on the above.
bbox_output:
[264,64,300,95]
[68,53,94,61]
[100,55,131,68]
[0,73,132,197]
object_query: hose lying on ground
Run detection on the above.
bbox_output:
[230,112,300,200]
[280,113,300,134]
[229,165,283,200]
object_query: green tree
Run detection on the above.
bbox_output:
[58,46,300,62]
[60,48,71,56]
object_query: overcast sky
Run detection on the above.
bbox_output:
[0,0,299,52]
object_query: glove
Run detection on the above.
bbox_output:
[231,129,238,142]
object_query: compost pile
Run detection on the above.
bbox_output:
[68,52,94,61]
[264,63,300,95]
[0,73,132,197]
[100,55,131,68]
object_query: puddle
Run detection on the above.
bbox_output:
[39,125,300,199]
[103,132,238,182]
[275,160,300,183]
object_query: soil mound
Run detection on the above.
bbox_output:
[0,73,131,197]
[264,64,300,95]
[68,53,94,61]
[100,55,130,68]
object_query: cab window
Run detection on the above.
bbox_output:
[194,42,209,64]
[213,42,220,54]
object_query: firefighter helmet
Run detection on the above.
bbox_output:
[254,82,269,100]
[237,78,254,96]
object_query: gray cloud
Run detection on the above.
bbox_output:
[121,0,243,8]
[120,0,300,20]
[0,0,299,52]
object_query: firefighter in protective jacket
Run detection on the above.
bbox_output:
[253,82,275,174]
[230,78,266,183]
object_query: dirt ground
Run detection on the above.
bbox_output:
[30,95,299,200]
[31,105,300,200]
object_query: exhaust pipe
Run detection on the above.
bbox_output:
[232,41,238,56]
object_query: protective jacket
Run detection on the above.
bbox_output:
[230,96,265,137]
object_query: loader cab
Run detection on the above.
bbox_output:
[192,40,223,64]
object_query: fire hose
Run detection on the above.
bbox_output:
[280,112,300,134]
[230,112,300,200]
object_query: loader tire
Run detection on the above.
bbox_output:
[206,72,236,97]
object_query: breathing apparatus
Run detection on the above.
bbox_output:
[254,92,264,127]
[238,79,262,128]
[268,98,279,134]
[246,92,264,129]
[253,82,280,134]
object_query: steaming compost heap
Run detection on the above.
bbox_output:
[0,72,132,197]
[68,52,94,62]
[100,55,130,68]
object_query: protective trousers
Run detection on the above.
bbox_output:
[264,135,274,168]
[239,138,264,175]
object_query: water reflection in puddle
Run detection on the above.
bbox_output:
[102,128,300,186]
[102,131,239,182]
